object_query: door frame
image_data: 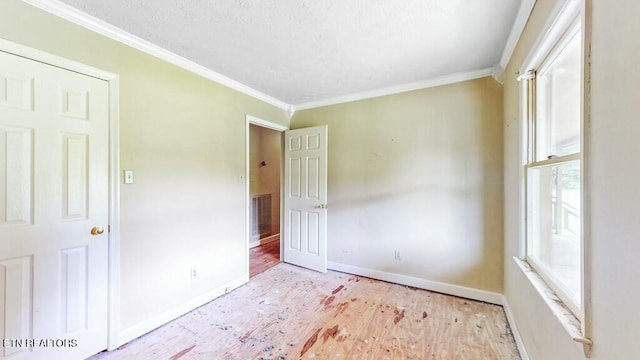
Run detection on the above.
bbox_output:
[0,39,122,351]
[245,115,288,275]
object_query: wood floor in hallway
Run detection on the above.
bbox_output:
[92,263,520,360]
[250,239,281,278]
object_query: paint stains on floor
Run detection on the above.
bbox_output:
[239,330,253,343]
[334,302,350,318]
[393,308,406,324]
[300,328,322,356]
[323,295,335,308]
[168,345,195,360]
[321,325,339,343]
[89,264,521,360]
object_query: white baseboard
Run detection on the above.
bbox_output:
[501,295,530,360]
[327,261,503,305]
[249,233,280,249]
[113,275,248,350]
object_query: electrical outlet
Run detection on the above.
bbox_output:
[394,250,402,261]
[190,267,198,279]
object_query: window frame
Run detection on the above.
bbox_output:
[524,17,584,318]
[517,0,593,355]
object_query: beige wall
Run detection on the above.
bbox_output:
[0,0,288,337]
[249,125,281,236]
[11,0,640,356]
[291,77,504,293]
[503,0,640,358]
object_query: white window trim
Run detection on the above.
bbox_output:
[517,0,592,357]
[524,15,583,317]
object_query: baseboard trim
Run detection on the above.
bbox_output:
[501,295,530,360]
[327,261,503,305]
[249,234,280,249]
[113,274,248,350]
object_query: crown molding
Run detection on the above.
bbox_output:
[20,0,291,110]
[22,0,524,112]
[293,67,493,111]
[491,64,506,84]
[498,0,537,73]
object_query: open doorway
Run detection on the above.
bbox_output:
[248,122,283,277]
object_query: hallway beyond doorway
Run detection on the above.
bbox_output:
[250,239,280,278]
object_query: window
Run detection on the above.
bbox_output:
[520,11,584,319]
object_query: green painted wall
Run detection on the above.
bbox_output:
[0,0,288,336]
[291,77,505,293]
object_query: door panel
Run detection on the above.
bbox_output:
[0,256,32,359]
[0,126,33,225]
[0,50,109,359]
[60,246,89,334]
[62,134,89,220]
[307,212,320,255]
[289,210,301,250]
[0,72,33,110]
[284,126,327,273]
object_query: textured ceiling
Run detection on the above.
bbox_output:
[56,0,522,106]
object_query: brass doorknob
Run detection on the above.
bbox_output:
[91,226,105,235]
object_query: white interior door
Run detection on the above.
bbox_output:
[283,126,328,273]
[0,50,109,359]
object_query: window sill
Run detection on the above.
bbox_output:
[513,257,592,357]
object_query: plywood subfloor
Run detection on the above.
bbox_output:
[92,264,520,360]
[250,239,280,278]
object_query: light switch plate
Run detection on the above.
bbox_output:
[123,169,134,184]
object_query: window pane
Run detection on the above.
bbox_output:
[536,30,582,159]
[527,161,581,307]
